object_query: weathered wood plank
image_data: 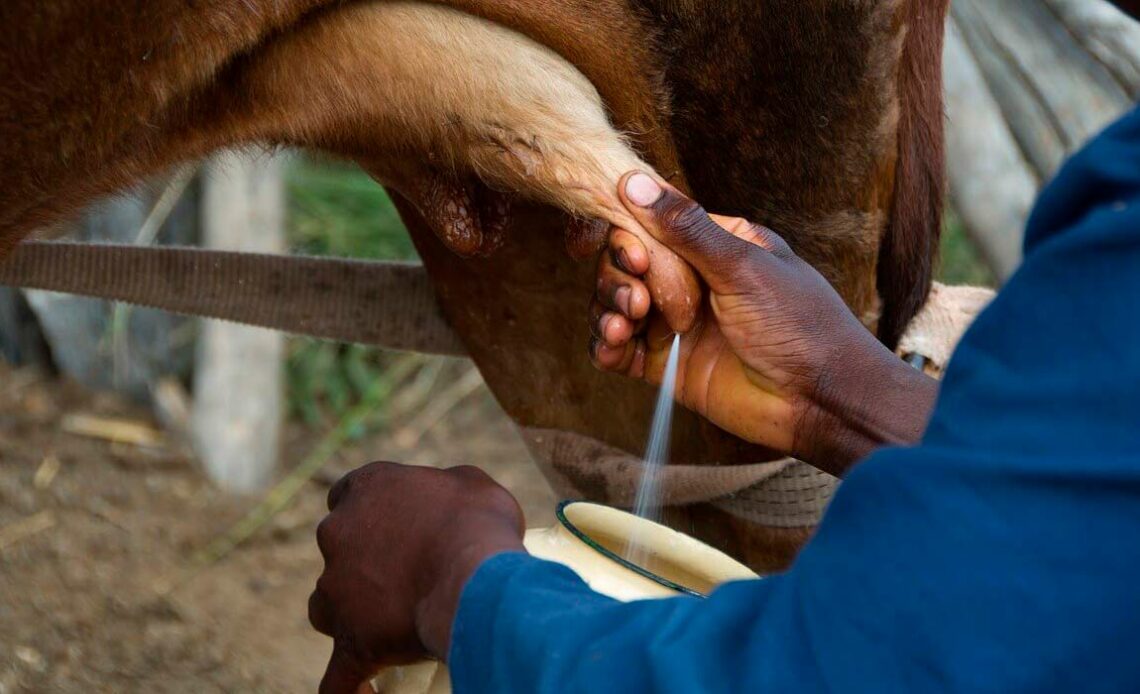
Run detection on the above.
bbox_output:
[943,19,1039,280]
[952,0,1131,179]
[1043,0,1140,97]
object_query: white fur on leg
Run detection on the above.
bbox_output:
[238,1,656,232]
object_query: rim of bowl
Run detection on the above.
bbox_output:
[556,500,706,598]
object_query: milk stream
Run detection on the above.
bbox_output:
[625,333,681,567]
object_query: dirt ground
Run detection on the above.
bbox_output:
[0,362,555,693]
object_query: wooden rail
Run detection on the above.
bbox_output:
[945,0,1138,280]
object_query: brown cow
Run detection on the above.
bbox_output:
[0,0,949,570]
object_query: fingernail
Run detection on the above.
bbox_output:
[620,246,638,273]
[613,247,631,273]
[625,173,662,207]
[615,286,632,316]
[602,314,617,341]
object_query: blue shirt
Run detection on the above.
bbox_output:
[449,107,1140,693]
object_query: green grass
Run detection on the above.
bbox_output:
[286,157,416,261]
[938,211,997,287]
[284,157,419,430]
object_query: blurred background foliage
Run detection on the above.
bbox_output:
[284,157,422,433]
[286,158,416,261]
[939,212,997,287]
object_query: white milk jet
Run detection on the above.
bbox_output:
[625,332,682,567]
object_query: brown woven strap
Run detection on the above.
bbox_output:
[0,241,467,356]
[520,427,836,527]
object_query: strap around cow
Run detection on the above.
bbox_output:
[0,240,833,524]
[0,241,992,529]
[0,241,467,356]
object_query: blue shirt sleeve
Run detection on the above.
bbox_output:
[449,107,1140,694]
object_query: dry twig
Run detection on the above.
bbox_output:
[33,454,61,490]
[61,414,164,448]
[393,366,484,447]
[0,511,56,551]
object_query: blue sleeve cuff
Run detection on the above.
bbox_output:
[448,551,599,690]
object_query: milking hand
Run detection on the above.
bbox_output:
[590,172,940,477]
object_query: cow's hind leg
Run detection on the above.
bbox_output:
[204,0,700,328]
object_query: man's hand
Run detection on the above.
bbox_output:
[308,462,526,694]
[590,172,939,474]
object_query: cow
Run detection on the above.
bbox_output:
[0,0,949,570]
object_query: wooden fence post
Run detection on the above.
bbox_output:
[944,0,1137,280]
[943,19,1038,280]
[192,151,286,493]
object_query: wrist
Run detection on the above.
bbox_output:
[415,537,525,660]
[794,335,939,476]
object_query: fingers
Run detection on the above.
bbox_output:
[631,227,702,333]
[618,172,778,295]
[596,248,650,321]
[327,472,353,511]
[590,334,646,377]
[583,176,698,333]
[589,228,656,375]
[589,299,637,346]
[610,228,649,275]
[308,579,335,636]
[589,229,652,372]
[311,588,376,694]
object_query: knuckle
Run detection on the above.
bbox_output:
[357,460,398,484]
[328,461,399,511]
[742,243,769,267]
[733,245,773,283]
[362,459,398,473]
[485,485,525,531]
[308,583,333,634]
[449,464,488,483]
[654,192,713,241]
[756,225,795,258]
[326,473,353,511]
[315,516,337,558]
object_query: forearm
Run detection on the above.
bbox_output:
[795,338,939,476]
[448,552,813,693]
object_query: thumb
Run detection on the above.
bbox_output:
[619,171,771,295]
[319,645,373,694]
